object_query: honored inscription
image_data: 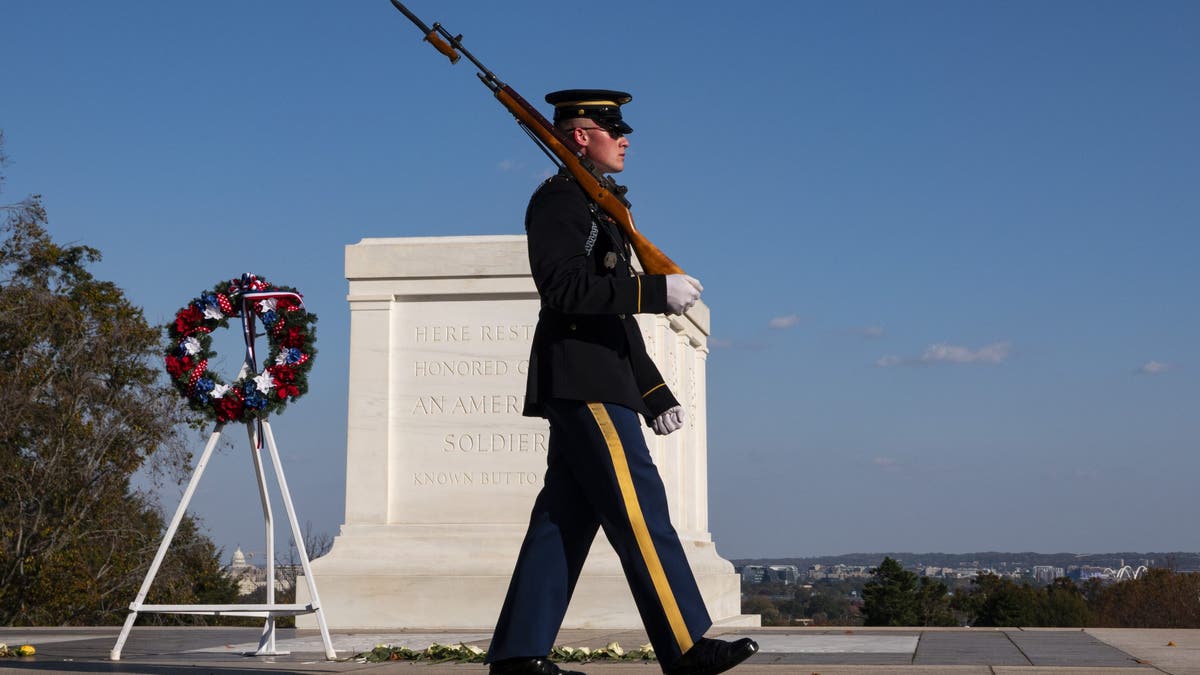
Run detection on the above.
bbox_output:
[413,359,529,377]
[443,432,547,453]
[410,394,522,416]
[412,471,542,487]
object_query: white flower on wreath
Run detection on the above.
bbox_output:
[257,298,277,313]
[211,383,231,399]
[202,304,224,320]
[182,336,202,355]
[253,371,274,392]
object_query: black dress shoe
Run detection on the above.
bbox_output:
[664,637,759,675]
[488,657,584,675]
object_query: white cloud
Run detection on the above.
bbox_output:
[857,325,885,339]
[872,457,904,473]
[768,314,801,330]
[876,341,1011,367]
[498,159,522,171]
[875,355,902,367]
[1138,360,1171,375]
[920,341,1010,364]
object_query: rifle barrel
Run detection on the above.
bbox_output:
[389,0,432,34]
[389,0,460,63]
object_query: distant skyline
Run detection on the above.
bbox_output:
[1,0,1196,563]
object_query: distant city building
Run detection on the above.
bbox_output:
[223,547,297,596]
[921,566,960,578]
[1074,565,1109,582]
[767,565,800,584]
[740,565,767,584]
[808,564,872,580]
[739,564,801,585]
[1033,566,1065,584]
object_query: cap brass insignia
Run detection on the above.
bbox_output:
[604,251,618,269]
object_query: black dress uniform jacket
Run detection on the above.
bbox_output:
[523,171,680,423]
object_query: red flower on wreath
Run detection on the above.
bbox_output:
[174,305,205,335]
[215,395,245,422]
[280,326,307,348]
[165,354,193,379]
[270,365,300,399]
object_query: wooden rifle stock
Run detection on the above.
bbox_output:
[389,1,685,276]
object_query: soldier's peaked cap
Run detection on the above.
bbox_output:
[546,89,633,135]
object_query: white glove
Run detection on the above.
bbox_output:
[652,405,686,436]
[665,274,703,315]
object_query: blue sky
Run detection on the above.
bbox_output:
[2,0,1196,563]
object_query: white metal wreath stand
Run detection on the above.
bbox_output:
[111,291,336,661]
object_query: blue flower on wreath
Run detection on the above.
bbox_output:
[243,382,269,410]
[194,377,215,404]
[261,309,278,326]
[277,347,303,365]
[194,293,225,320]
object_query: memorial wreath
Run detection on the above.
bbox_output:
[165,274,317,425]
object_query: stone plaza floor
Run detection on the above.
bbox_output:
[1,626,1199,675]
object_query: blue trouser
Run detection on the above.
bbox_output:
[486,400,712,669]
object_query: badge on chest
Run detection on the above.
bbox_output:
[604,251,618,269]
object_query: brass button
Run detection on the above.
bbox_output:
[569,323,576,331]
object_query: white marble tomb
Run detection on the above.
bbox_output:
[297,235,755,629]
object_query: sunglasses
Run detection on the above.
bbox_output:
[576,126,625,140]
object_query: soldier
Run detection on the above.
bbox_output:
[485,89,757,675]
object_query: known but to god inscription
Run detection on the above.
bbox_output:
[300,236,750,631]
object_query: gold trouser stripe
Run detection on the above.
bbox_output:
[587,403,693,653]
[636,275,642,313]
[642,382,667,398]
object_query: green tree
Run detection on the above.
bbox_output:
[803,589,858,625]
[862,557,920,626]
[1088,569,1200,628]
[961,573,1052,627]
[0,134,236,624]
[742,595,783,626]
[1040,577,1089,627]
[916,576,957,626]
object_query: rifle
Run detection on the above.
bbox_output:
[387,0,685,276]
